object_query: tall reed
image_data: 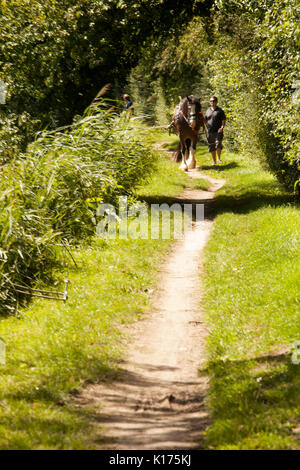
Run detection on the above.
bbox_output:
[0,104,157,314]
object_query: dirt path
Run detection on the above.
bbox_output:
[75,159,225,450]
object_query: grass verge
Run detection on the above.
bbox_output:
[194,145,300,449]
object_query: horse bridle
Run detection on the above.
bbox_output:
[188,103,201,131]
[188,104,206,136]
[177,104,197,124]
[175,100,202,135]
[189,111,197,125]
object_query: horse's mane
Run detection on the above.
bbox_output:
[179,95,201,117]
[180,97,189,116]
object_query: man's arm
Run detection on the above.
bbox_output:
[218,119,226,133]
[218,108,226,132]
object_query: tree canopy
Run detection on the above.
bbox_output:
[0,0,299,190]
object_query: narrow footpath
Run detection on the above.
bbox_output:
[75,156,225,449]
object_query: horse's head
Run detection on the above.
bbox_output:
[186,95,202,131]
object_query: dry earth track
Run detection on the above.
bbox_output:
[75,151,225,450]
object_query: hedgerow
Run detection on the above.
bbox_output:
[129,0,300,193]
[208,0,300,192]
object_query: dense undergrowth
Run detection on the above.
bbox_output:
[0,105,157,315]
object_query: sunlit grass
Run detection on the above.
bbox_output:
[4,132,298,449]
[194,145,300,450]
[0,135,192,449]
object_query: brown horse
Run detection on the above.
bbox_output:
[172,95,204,171]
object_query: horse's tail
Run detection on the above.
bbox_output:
[172,142,182,162]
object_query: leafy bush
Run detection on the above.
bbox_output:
[0,0,208,154]
[130,1,299,193]
[0,105,157,314]
[208,0,300,191]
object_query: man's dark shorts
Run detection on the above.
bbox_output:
[207,131,223,153]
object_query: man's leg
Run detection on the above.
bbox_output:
[216,133,223,164]
[208,133,217,165]
[211,150,217,165]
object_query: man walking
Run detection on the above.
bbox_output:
[205,96,226,165]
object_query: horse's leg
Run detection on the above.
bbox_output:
[179,137,188,171]
[187,136,197,169]
[183,138,191,171]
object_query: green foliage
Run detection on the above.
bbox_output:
[0,105,157,315]
[0,0,210,152]
[128,17,211,125]
[207,0,300,190]
[130,1,299,192]
[0,139,192,449]
[196,147,300,449]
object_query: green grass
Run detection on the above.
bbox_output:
[188,176,211,191]
[192,144,300,449]
[3,131,298,450]
[136,135,188,203]
[0,108,160,315]
[0,238,169,449]
[0,138,192,449]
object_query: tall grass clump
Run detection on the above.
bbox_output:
[0,104,157,315]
